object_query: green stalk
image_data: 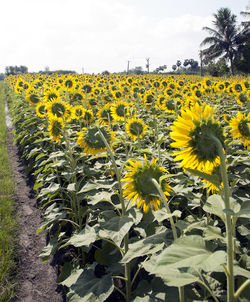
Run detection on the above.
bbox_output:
[98,129,131,302]
[151,178,184,302]
[234,279,250,300]
[213,136,234,302]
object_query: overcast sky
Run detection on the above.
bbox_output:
[1,0,249,74]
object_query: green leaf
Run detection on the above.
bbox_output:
[146,235,226,272]
[65,225,98,250]
[203,226,224,241]
[61,265,114,302]
[121,230,168,263]
[153,207,181,222]
[98,215,134,247]
[224,200,250,218]
[157,268,199,287]
[203,194,226,223]
[186,168,221,188]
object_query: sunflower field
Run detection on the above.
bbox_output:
[3,73,250,302]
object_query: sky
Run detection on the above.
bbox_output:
[1,0,249,74]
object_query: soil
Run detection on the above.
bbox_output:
[5,103,65,302]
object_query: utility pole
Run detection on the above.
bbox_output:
[127,60,130,74]
[146,58,150,73]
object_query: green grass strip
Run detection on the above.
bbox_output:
[0,82,17,302]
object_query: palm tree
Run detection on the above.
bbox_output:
[201,8,248,75]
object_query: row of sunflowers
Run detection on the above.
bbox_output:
[4,73,250,302]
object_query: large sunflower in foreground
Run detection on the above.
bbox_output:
[229,111,250,150]
[125,117,147,140]
[170,102,225,171]
[77,126,116,156]
[122,155,172,213]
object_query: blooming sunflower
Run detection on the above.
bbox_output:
[26,89,41,105]
[72,105,86,120]
[170,102,225,170]
[122,155,172,213]
[46,98,70,119]
[36,103,46,118]
[48,117,65,142]
[77,126,116,156]
[111,100,130,122]
[44,88,60,103]
[97,104,114,126]
[229,111,250,150]
[125,117,147,140]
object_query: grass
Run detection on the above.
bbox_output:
[0,82,17,302]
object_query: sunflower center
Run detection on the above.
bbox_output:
[65,79,73,88]
[52,103,66,117]
[189,120,224,162]
[133,166,163,202]
[116,104,126,117]
[129,122,143,136]
[48,93,58,101]
[38,105,46,115]
[238,120,250,138]
[30,94,40,104]
[165,99,175,111]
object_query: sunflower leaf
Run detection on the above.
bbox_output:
[98,215,134,247]
[203,194,226,223]
[61,265,114,302]
[186,168,221,188]
[120,230,168,263]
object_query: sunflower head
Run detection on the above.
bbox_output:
[77,126,116,155]
[229,112,250,150]
[36,103,46,118]
[125,117,147,140]
[111,101,129,121]
[26,89,41,105]
[170,103,225,170]
[122,155,172,213]
[48,117,65,142]
[46,98,70,119]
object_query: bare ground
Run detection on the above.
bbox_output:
[5,105,64,302]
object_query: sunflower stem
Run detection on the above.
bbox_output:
[151,178,178,241]
[98,128,131,302]
[151,178,184,302]
[213,136,234,302]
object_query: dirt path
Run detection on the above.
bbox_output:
[5,103,64,302]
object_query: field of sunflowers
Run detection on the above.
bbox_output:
[3,73,250,302]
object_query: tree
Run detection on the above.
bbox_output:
[172,65,177,72]
[201,7,249,75]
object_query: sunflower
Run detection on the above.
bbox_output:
[229,111,250,150]
[122,155,172,213]
[36,103,46,118]
[72,105,86,120]
[26,88,41,105]
[111,100,130,122]
[82,109,94,124]
[48,117,65,142]
[44,88,60,103]
[170,102,225,171]
[46,98,70,119]
[77,126,116,156]
[97,104,114,126]
[125,117,147,140]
